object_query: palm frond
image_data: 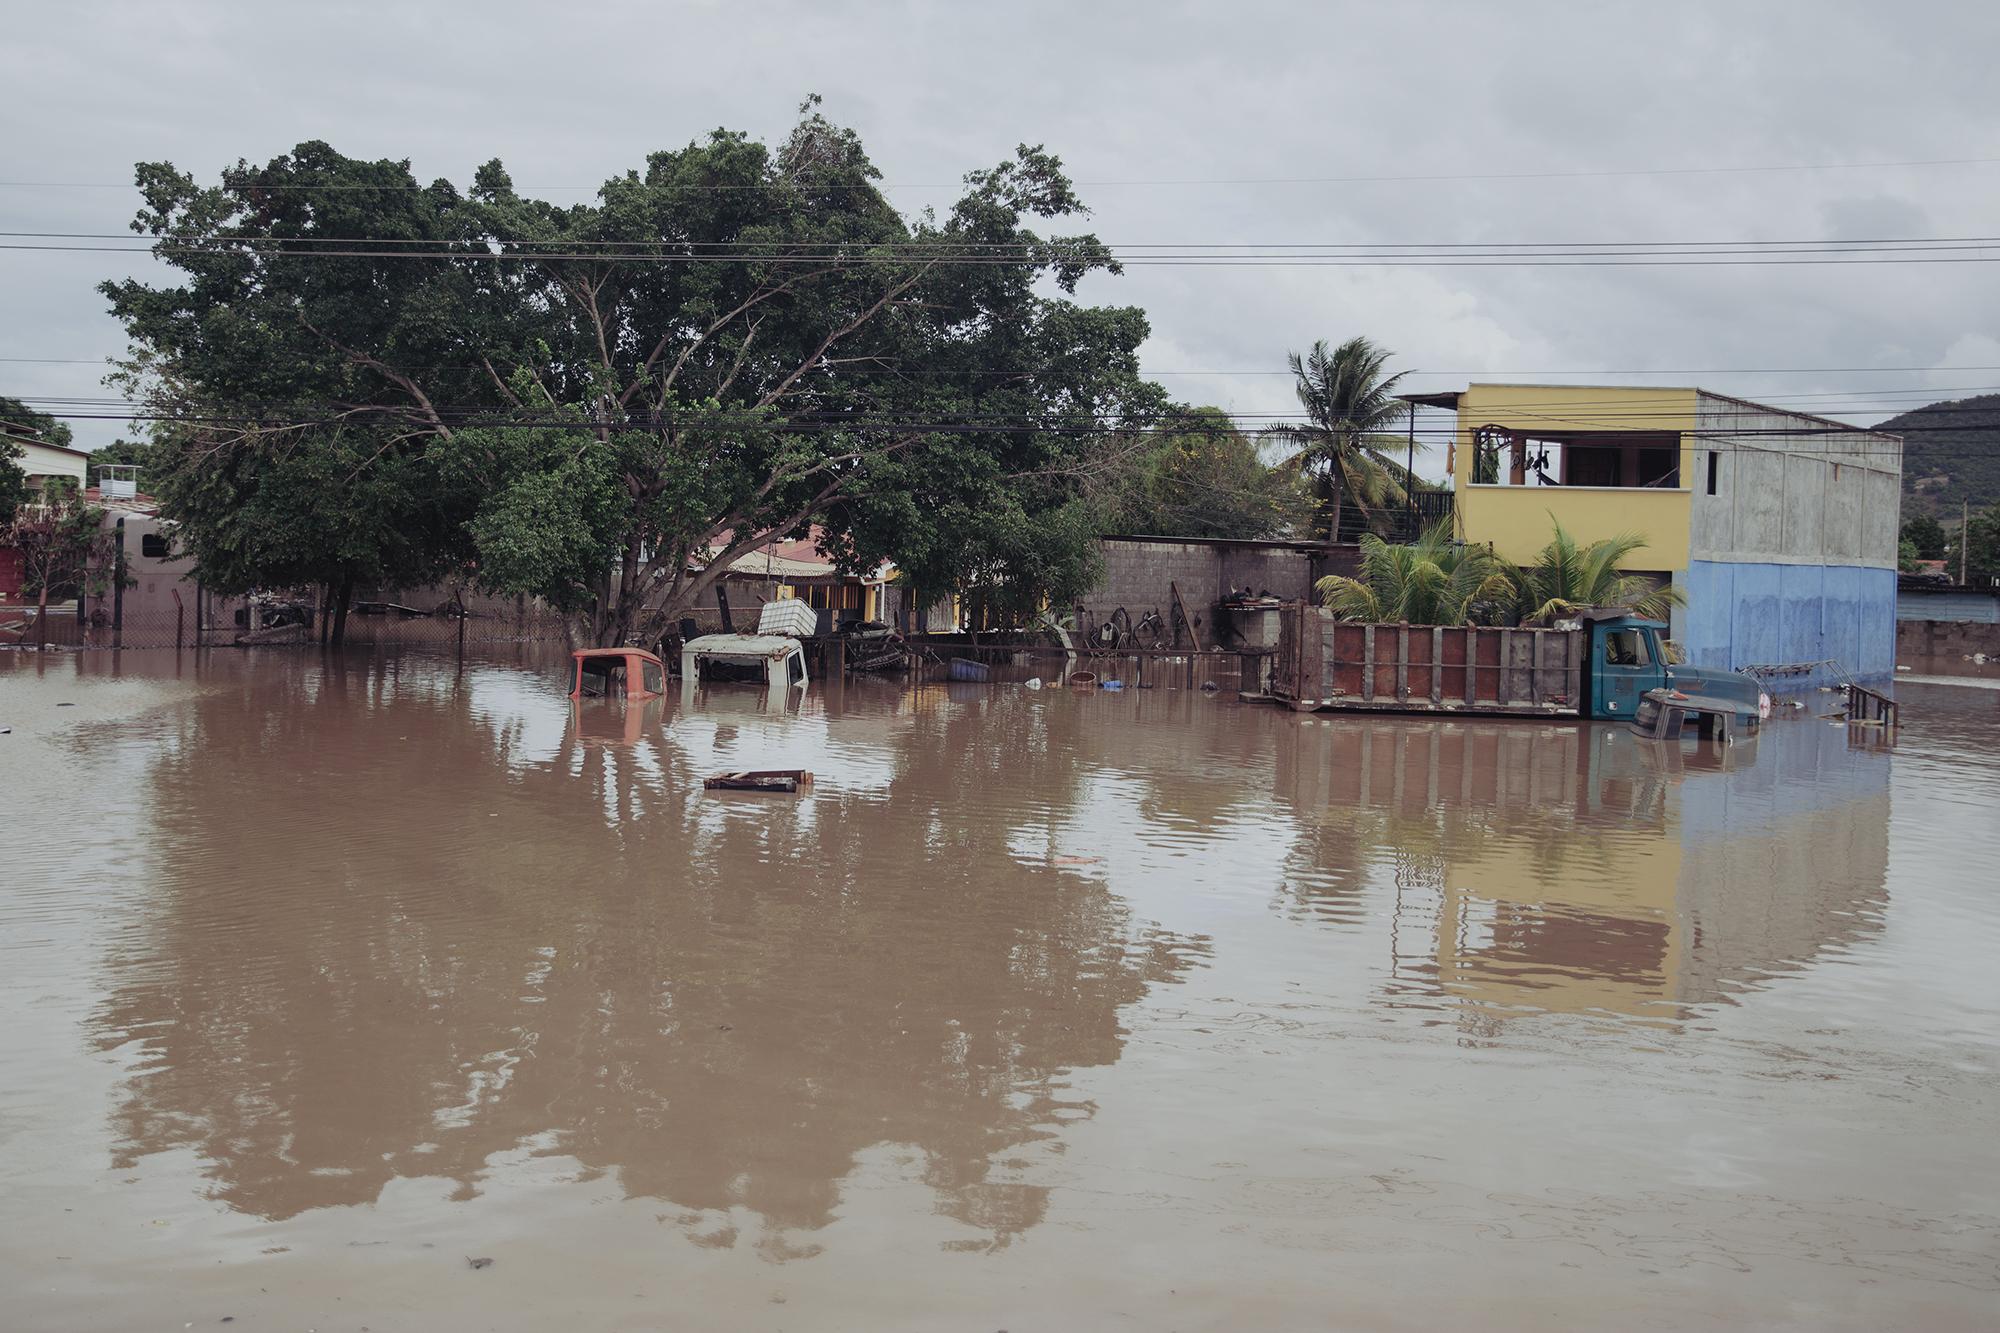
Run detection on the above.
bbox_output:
[1316,573,1382,620]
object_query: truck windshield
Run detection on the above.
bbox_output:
[1603,630,1651,667]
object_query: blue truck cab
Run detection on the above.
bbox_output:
[1577,610,1768,732]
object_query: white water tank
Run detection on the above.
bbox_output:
[757,599,819,638]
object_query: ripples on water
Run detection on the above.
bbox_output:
[1,648,1995,1328]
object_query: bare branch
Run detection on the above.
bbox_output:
[752,267,929,411]
[297,315,453,441]
[480,355,523,408]
[622,265,837,408]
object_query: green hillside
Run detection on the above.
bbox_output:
[1877,393,2000,518]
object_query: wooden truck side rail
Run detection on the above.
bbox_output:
[1271,602,1583,717]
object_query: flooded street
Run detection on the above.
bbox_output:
[3,649,1996,1330]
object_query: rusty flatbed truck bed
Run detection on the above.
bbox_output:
[1269,601,1582,716]
[1263,602,1770,727]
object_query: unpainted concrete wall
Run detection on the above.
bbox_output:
[1078,539,1354,631]
[1690,395,1900,569]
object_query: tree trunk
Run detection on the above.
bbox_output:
[1326,460,1348,544]
[329,577,354,647]
[34,581,48,650]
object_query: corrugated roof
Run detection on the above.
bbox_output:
[696,525,895,582]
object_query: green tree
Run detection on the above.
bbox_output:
[1314,520,1512,624]
[0,439,25,527]
[108,108,1161,647]
[1261,337,1417,543]
[1964,503,2000,585]
[1897,536,1923,573]
[103,141,509,642]
[0,395,74,449]
[1503,518,1687,625]
[3,479,119,646]
[1113,406,1311,538]
[151,425,470,642]
[1901,513,1946,560]
[85,438,165,492]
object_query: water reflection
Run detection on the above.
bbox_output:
[1273,717,1890,1022]
[92,660,1208,1252]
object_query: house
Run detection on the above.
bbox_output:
[2,429,97,606]
[1413,384,1903,678]
[2,426,89,495]
[695,528,900,629]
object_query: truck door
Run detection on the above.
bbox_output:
[1593,625,1662,719]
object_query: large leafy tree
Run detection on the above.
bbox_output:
[108,105,1162,647]
[103,143,500,641]
[1503,519,1687,625]
[1261,337,1418,542]
[0,440,24,527]
[1112,406,1311,539]
[0,395,75,449]
[1315,520,1511,624]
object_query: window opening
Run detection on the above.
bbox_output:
[1602,630,1651,668]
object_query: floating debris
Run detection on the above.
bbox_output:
[704,770,814,794]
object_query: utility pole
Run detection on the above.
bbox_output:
[1963,498,1971,586]
[1404,408,1416,539]
[112,518,125,649]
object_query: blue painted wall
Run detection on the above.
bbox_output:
[1680,561,1896,678]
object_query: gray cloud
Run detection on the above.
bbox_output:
[3,0,1996,454]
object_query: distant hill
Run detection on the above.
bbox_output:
[1877,393,2000,518]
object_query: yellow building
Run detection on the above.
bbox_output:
[1428,383,1697,570]
[1409,384,1902,676]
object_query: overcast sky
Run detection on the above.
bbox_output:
[4,0,1998,462]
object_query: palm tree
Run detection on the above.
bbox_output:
[1314,520,1513,624]
[1505,518,1687,625]
[1262,337,1418,542]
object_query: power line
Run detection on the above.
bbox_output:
[6,400,1952,443]
[5,153,1997,193]
[12,355,2000,378]
[15,230,2000,250]
[11,248,2000,268]
[12,229,2000,267]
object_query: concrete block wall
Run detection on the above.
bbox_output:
[1678,394,1901,679]
[1897,618,2000,658]
[1691,394,1900,569]
[1078,539,1356,630]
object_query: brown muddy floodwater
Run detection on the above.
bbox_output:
[2,648,1996,1330]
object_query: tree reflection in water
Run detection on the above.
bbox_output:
[91,658,1209,1256]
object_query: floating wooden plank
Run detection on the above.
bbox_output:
[703,769,815,793]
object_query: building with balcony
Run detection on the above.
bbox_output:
[1411,384,1902,677]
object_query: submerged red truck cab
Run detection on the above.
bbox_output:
[570,647,667,700]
